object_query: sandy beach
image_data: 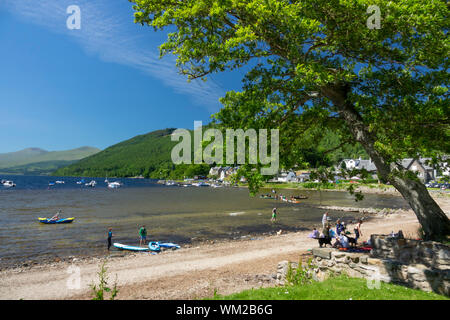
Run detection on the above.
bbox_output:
[1,194,448,300]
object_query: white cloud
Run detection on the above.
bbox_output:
[0,0,225,112]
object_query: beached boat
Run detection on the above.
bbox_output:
[113,241,161,252]
[165,180,176,186]
[293,195,308,200]
[38,217,75,224]
[113,243,150,252]
[148,242,161,252]
[158,242,180,250]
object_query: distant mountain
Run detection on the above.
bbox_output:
[0,146,101,175]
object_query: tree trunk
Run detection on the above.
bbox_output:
[322,84,450,241]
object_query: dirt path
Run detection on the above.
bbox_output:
[0,210,424,300]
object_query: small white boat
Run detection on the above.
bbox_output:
[211,184,222,188]
[2,180,16,188]
[108,182,122,189]
[55,180,65,184]
[85,180,97,187]
[165,180,176,186]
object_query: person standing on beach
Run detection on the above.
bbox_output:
[139,225,147,246]
[336,219,344,236]
[271,208,277,223]
[322,212,329,228]
[107,228,113,251]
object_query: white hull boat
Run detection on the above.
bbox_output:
[108,182,122,189]
[2,180,16,188]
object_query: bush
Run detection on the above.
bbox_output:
[285,258,315,286]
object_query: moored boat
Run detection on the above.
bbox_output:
[38,217,75,224]
[2,180,16,188]
[108,181,122,189]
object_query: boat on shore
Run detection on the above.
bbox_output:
[113,243,150,252]
[158,242,181,250]
[113,241,161,252]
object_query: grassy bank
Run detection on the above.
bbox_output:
[211,275,448,300]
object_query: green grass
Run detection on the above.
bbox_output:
[210,276,448,300]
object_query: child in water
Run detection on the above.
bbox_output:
[271,208,277,222]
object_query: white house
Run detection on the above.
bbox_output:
[276,171,297,182]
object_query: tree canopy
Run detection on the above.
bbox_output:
[131,0,450,239]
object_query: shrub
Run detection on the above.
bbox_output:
[90,260,119,300]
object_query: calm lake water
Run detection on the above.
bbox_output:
[0,175,409,267]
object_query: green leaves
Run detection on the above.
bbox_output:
[131,0,449,193]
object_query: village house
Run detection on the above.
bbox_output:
[208,166,239,180]
[338,157,447,183]
[268,170,298,183]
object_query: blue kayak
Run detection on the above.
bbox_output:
[148,242,161,252]
[158,242,181,249]
[39,217,75,224]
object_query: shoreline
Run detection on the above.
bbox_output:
[2,192,448,272]
[0,211,426,300]
[1,196,448,300]
[259,183,450,197]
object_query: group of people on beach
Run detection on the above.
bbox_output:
[107,225,148,251]
[309,211,364,249]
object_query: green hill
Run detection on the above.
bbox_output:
[52,127,367,179]
[0,146,101,175]
[52,129,209,179]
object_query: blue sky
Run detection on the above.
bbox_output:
[0,0,242,153]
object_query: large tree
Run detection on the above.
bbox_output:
[131,0,450,240]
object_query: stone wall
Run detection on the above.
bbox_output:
[277,235,450,296]
[370,234,450,268]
